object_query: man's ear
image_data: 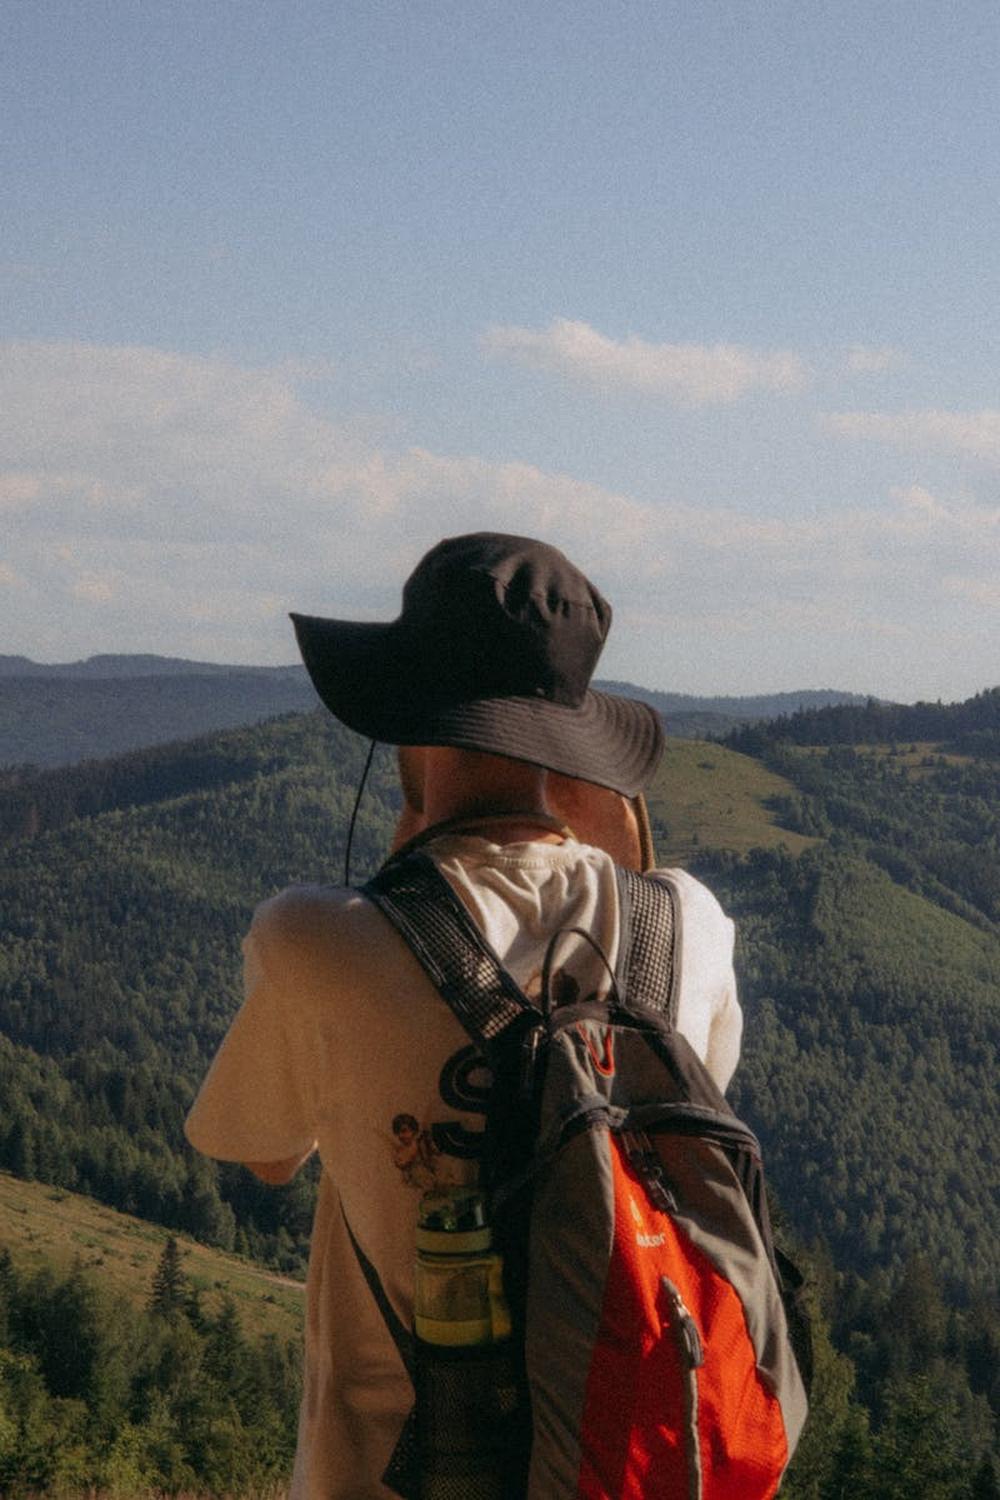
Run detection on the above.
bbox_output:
[397,745,426,812]
[546,774,646,871]
[631,793,656,872]
[391,746,428,854]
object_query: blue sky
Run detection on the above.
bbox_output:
[3,1,999,700]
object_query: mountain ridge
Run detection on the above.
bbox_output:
[0,652,881,769]
[0,652,304,679]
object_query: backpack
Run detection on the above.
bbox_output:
[365,848,811,1500]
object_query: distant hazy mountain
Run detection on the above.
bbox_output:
[598,680,873,721]
[0,663,320,768]
[0,653,872,768]
[0,653,303,679]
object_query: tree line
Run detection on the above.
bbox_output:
[727,685,1000,758]
[1,1237,995,1498]
[0,1240,300,1496]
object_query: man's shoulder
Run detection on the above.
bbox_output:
[254,880,351,919]
[652,866,733,931]
[248,882,387,966]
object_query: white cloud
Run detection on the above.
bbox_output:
[845,345,905,374]
[884,486,1000,540]
[0,473,44,509]
[0,470,146,512]
[1,339,668,643]
[942,576,1000,609]
[825,408,1000,466]
[889,483,948,520]
[484,318,810,405]
[72,575,115,605]
[2,338,998,697]
[0,340,364,536]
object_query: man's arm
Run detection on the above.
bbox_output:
[186,896,322,1177]
[243,1145,316,1185]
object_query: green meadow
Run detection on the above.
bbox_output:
[647,738,817,861]
[0,1169,303,1343]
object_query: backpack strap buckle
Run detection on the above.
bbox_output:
[621,1127,677,1214]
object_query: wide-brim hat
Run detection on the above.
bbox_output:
[291,532,664,798]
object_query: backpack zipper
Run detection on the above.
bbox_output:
[660,1276,704,1500]
[621,1128,677,1213]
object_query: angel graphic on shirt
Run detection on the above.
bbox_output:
[390,1112,440,1189]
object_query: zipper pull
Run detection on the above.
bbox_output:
[661,1277,704,1368]
[519,1023,542,1099]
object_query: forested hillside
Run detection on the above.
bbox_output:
[0,703,997,1495]
[0,713,399,1270]
[731,685,1000,759]
[667,709,999,1292]
[0,1236,302,1494]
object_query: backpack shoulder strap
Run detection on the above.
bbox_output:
[613,867,678,1026]
[364,850,537,1058]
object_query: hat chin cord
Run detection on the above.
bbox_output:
[342,742,654,882]
[344,739,378,885]
[344,745,576,887]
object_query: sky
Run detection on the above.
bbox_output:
[2,0,999,702]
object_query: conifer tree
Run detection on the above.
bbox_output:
[972,1457,1000,1500]
[205,1296,248,1403]
[870,1375,967,1499]
[149,1236,185,1319]
[0,1248,16,1346]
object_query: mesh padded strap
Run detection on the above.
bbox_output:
[614,867,677,1023]
[364,851,536,1057]
[366,853,676,1049]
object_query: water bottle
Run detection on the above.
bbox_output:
[413,1187,520,1499]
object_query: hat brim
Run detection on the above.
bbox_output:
[291,611,664,798]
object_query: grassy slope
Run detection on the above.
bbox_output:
[0,1169,304,1342]
[794,741,975,776]
[647,739,816,862]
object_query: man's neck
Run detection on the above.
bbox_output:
[419,747,554,832]
[451,811,570,846]
[401,809,573,852]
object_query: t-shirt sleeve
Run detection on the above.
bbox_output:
[185,908,318,1164]
[661,867,743,1095]
[706,939,742,1095]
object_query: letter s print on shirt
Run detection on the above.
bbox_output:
[425,960,602,1164]
[431,1045,492,1160]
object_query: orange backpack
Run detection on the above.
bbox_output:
[367,850,811,1500]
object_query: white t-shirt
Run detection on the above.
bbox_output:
[185,836,741,1500]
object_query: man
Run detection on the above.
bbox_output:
[185,532,741,1499]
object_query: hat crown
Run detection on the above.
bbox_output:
[290,530,664,796]
[401,533,611,708]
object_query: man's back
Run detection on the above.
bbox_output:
[186,832,739,1499]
